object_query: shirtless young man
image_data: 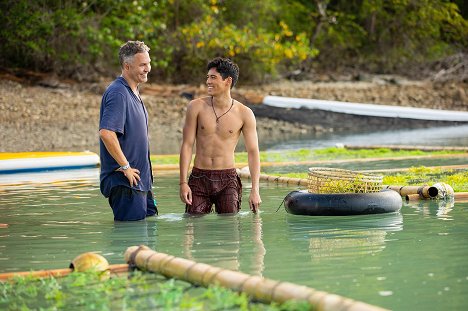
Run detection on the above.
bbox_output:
[179,57,261,214]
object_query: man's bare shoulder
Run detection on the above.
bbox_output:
[189,96,210,106]
[186,97,209,113]
[234,99,255,118]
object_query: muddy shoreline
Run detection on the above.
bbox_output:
[0,76,466,154]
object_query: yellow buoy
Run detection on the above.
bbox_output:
[70,252,110,279]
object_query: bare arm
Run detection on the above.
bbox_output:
[179,101,198,205]
[242,108,262,213]
[99,129,140,187]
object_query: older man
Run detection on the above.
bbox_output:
[99,41,157,221]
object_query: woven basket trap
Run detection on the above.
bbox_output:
[308,167,383,194]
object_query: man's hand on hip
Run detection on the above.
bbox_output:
[121,167,141,187]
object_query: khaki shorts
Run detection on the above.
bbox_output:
[186,167,242,214]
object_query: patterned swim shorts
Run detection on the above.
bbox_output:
[186,167,242,214]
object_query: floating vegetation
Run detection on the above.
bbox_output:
[276,166,468,192]
[151,147,463,165]
[0,271,311,311]
[383,167,468,193]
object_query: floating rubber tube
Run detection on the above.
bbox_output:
[124,245,388,311]
[0,151,100,174]
[385,185,438,198]
[284,189,402,216]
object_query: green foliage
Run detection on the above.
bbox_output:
[1,0,465,81]
[0,271,314,310]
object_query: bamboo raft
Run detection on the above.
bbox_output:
[124,245,388,311]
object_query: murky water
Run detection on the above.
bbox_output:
[0,170,467,310]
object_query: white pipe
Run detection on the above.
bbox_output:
[263,96,468,122]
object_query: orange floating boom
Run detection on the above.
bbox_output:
[0,264,129,282]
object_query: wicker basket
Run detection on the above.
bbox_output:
[308,167,383,194]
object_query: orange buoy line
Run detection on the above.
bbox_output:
[0,264,129,282]
[125,245,388,311]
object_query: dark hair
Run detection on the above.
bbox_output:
[207,57,239,88]
[119,41,150,68]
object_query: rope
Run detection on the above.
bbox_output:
[128,245,147,271]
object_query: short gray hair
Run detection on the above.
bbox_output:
[119,41,150,68]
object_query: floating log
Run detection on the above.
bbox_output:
[385,185,438,198]
[124,245,388,311]
[0,264,129,282]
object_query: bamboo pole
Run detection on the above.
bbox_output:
[124,245,388,311]
[455,192,468,201]
[406,192,468,202]
[0,264,129,282]
[238,171,308,186]
[405,194,421,202]
[384,185,438,198]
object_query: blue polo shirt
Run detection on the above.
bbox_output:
[99,76,153,197]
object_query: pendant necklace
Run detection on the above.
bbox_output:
[211,96,234,124]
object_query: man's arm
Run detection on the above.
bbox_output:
[242,107,262,213]
[99,129,141,187]
[179,101,198,205]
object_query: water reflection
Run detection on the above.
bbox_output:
[182,214,265,276]
[263,124,468,151]
[405,199,455,220]
[286,213,403,260]
[109,221,158,254]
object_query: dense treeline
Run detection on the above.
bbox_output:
[1,0,466,83]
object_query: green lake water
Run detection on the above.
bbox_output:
[0,169,467,310]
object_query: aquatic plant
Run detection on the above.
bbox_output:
[0,271,312,311]
[278,166,468,192]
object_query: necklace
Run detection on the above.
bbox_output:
[211,96,234,124]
